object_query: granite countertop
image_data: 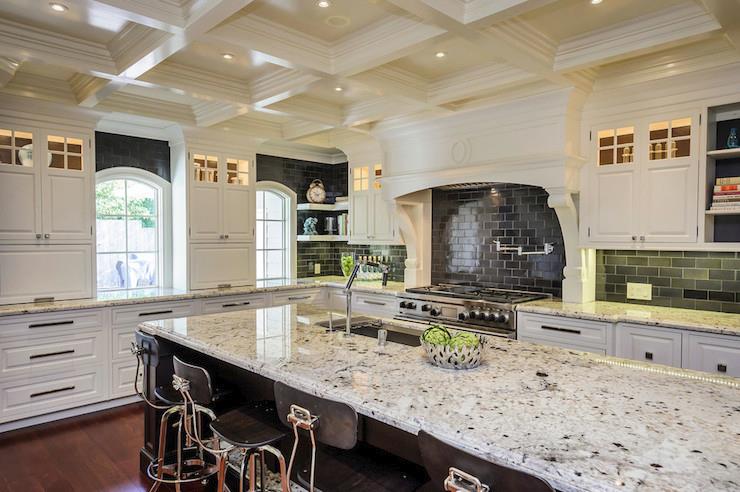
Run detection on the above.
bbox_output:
[0,276,405,318]
[139,304,740,492]
[518,300,740,337]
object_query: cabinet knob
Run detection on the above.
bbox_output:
[639,235,645,241]
[219,234,225,239]
[224,234,230,239]
[645,352,653,360]
[44,233,50,239]
[717,363,727,373]
[631,235,637,241]
[36,233,42,239]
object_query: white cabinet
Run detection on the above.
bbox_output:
[684,333,740,377]
[615,324,683,367]
[189,243,254,290]
[585,115,698,246]
[517,313,611,354]
[349,164,399,244]
[352,291,398,318]
[189,152,254,243]
[272,288,324,306]
[0,244,92,304]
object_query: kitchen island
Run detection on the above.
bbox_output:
[139,304,740,492]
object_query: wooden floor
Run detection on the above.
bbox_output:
[0,403,154,492]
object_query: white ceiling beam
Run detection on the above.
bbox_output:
[79,0,187,32]
[140,61,250,104]
[97,92,196,125]
[343,96,425,127]
[420,0,557,25]
[249,69,323,108]
[428,62,538,105]
[0,72,78,105]
[554,1,721,72]
[79,0,254,107]
[349,66,429,104]
[107,22,173,74]
[281,120,334,141]
[266,95,344,127]
[698,0,740,52]
[0,57,19,88]
[192,100,250,127]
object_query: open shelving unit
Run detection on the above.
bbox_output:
[296,201,349,212]
[297,235,349,242]
[704,101,740,244]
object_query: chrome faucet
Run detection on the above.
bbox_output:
[344,260,389,336]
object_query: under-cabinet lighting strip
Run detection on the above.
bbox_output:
[594,357,739,388]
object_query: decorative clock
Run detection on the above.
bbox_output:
[306,179,326,203]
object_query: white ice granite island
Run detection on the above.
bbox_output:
[139,304,740,492]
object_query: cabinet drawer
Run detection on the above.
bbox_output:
[189,243,253,290]
[518,336,607,355]
[0,309,104,340]
[272,288,324,306]
[352,292,397,316]
[111,327,138,362]
[517,313,609,349]
[328,289,347,312]
[110,360,142,399]
[615,324,682,368]
[684,333,740,377]
[201,294,268,314]
[0,366,106,423]
[111,301,196,327]
[1,332,105,379]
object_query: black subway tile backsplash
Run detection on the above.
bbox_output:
[597,250,740,313]
[95,132,170,181]
[431,184,565,297]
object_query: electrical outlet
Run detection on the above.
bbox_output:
[627,282,652,301]
[314,263,321,275]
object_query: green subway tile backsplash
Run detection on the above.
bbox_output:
[596,250,740,314]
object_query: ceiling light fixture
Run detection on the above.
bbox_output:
[334,86,343,92]
[222,53,234,60]
[590,0,603,4]
[435,51,446,58]
[49,2,68,12]
[318,1,331,7]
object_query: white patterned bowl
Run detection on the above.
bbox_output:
[420,337,485,370]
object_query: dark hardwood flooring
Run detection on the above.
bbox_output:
[0,403,156,492]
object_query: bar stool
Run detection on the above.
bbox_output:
[132,332,221,492]
[273,381,427,492]
[173,356,290,492]
[416,430,554,492]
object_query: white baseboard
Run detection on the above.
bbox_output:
[0,396,140,434]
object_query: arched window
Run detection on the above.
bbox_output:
[256,182,296,285]
[95,168,170,291]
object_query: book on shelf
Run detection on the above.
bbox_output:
[710,202,740,208]
[714,184,740,192]
[712,195,740,201]
[716,176,740,185]
[713,190,740,196]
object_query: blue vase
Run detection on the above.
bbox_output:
[728,128,739,149]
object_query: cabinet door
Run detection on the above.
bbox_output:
[189,243,253,289]
[223,186,252,242]
[371,193,395,242]
[684,333,740,377]
[189,152,222,241]
[350,193,370,241]
[0,244,92,305]
[640,116,698,243]
[41,133,93,242]
[0,128,41,241]
[589,126,638,243]
[615,324,682,368]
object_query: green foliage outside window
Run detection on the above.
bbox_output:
[96,181,156,227]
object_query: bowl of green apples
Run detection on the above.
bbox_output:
[420,325,485,370]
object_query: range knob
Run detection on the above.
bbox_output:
[421,304,432,312]
[399,301,408,309]
[430,307,441,316]
[481,311,493,321]
[492,311,504,322]
[406,302,417,310]
[501,313,510,323]
[458,311,470,321]
[470,310,482,320]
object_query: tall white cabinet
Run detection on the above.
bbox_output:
[349,163,400,244]
[584,113,699,247]
[0,121,94,305]
[173,138,256,290]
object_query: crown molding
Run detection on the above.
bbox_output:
[343,96,423,127]
[91,0,189,30]
[210,14,332,73]
[69,73,112,105]
[192,101,249,127]
[428,61,536,105]
[141,60,250,103]
[267,95,343,127]
[0,93,101,129]
[464,0,557,25]
[107,22,173,74]
[0,18,115,75]
[554,1,721,72]
[1,73,77,105]
[96,115,185,143]
[281,120,333,141]
[487,18,557,68]
[259,140,346,165]
[98,92,196,125]
[0,57,19,88]
[249,68,322,107]
[349,65,429,105]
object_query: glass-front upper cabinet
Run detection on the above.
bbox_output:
[648,117,692,160]
[226,157,249,186]
[0,128,34,167]
[353,166,369,192]
[192,153,219,183]
[597,126,635,166]
[47,134,84,171]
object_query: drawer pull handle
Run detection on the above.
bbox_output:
[362,300,387,306]
[30,349,75,360]
[645,352,653,360]
[30,386,75,398]
[29,320,74,329]
[717,363,727,373]
[218,283,232,289]
[138,310,174,317]
[222,301,251,308]
[288,295,311,301]
[540,325,581,335]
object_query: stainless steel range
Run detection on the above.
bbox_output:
[395,283,550,338]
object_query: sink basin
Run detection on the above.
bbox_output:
[316,317,422,347]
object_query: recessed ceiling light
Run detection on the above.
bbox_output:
[49,2,68,12]
[435,51,446,58]
[317,0,331,7]
[222,53,234,60]
[334,86,343,92]
[590,0,603,4]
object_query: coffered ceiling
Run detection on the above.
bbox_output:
[1,0,738,147]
